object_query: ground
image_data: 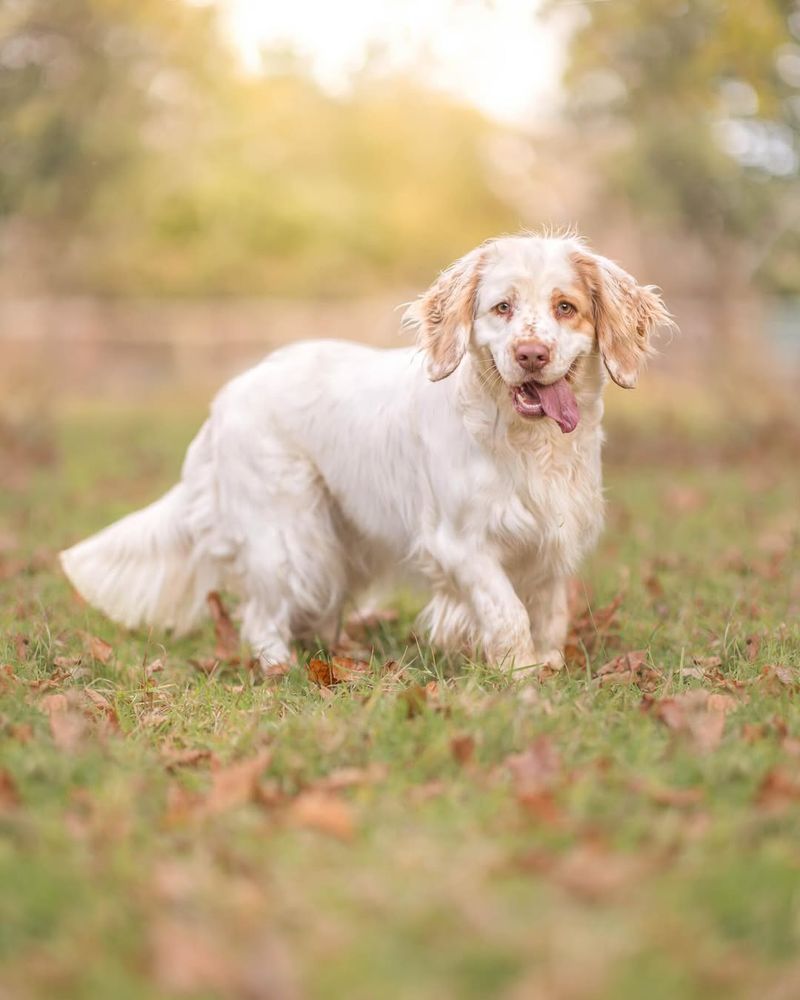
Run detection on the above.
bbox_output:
[1,398,800,1000]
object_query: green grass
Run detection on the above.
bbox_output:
[2,401,800,1000]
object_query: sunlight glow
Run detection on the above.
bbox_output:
[221,0,563,124]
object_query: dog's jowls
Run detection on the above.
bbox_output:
[61,234,672,672]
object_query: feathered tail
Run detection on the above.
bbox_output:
[60,483,218,635]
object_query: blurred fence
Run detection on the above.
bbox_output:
[0,293,797,401]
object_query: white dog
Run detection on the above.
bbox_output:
[61,234,671,671]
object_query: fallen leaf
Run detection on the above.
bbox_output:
[203,749,272,816]
[151,918,235,995]
[80,632,114,664]
[506,737,564,823]
[289,791,355,840]
[565,590,625,668]
[450,733,476,765]
[553,843,652,901]
[644,689,738,754]
[745,634,761,662]
[596,650,660,691]
[307,656,371,687]
[52,655,82,670]
[398,682,439,717]
[692,655,723,670]
[757,767,800,813]
[13,634,29,661]
[83,688,119,729]
[0,769,20,812]
[39,692,87,751]
[207,591,239,661]
[759,665,799,692]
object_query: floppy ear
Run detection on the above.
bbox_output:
[574,251,673,389]
[405,247,485,382]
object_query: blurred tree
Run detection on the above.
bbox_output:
[0,1,517,298]
[557,0,800,306]
[0,0,234,292]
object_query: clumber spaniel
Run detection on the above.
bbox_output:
[61,234,671,672]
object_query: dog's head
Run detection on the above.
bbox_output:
[406,234,673,433]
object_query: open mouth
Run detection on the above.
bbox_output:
[511,375,580,434]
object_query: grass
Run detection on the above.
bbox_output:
[2,399,800,1000]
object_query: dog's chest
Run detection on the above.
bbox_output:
[484,430,603,575]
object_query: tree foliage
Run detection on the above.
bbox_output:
[0,0,516,296]
[558,0,800,291]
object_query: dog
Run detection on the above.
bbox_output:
[61,233,672,672]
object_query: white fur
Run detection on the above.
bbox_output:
[61,235,664,671]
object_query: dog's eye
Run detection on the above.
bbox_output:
[494,301,511,315]
[556,301,575,317]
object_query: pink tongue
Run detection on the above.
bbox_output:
[536,378,580,434]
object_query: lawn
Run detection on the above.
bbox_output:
[2,398,800,1000]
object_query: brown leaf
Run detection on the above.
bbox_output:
[565,590,625,668]
[39,692,87,751]
[83,688,119,729]
[450,733,476,765]
[207,591,240,661]
[0,769,21,812]
[52,655,83,670]
[150,918,235,995]
[289,791,355,840]
[644,689,738,754]
[202,749,271,817]
[745,634,761,662]
[81,632,114,664]
[307,656,371,687]
[506,737,563,822]
[596,650,660,690]
[553,844,651,901]
[13,634,30,661]
[757,767,800,813]
[759,665,800,692]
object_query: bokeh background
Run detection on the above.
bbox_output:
[2,0,799,465]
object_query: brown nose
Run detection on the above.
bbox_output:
[515,340,550,372]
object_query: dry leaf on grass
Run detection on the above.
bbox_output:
[307,656,371,687]
[450,733,476,765]
[0,769,21,812]
[745,634,762,662]
[202,749,272,817]
[79,632,114,664]
[39,692,88,751]
[596,650,660,690]
[565,590,625,668]
[757,768,800,813]
[207,591,240,661]
[759,665,800,692]
[643,690,739,754]
[506,737,564,824]
[289,791,355,840]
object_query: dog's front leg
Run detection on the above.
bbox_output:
[523,575,569,670]
[434,549,536,670]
